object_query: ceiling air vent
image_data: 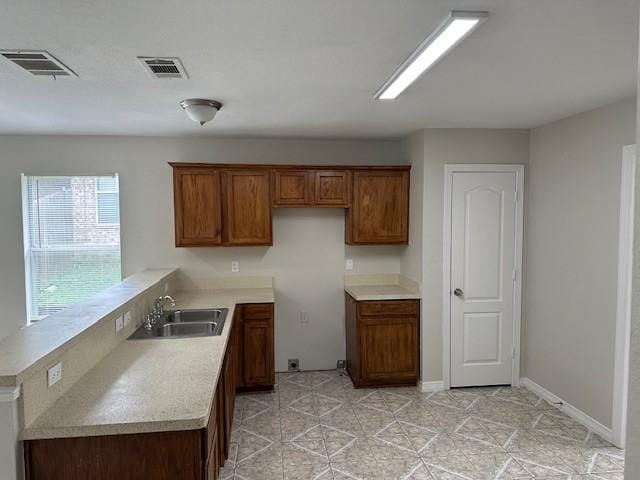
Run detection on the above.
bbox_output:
[0,50,77,77]
[138,57,188,79]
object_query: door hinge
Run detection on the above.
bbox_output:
[511,348,515,360]
[515,190,519,204]
[512,269,517,282]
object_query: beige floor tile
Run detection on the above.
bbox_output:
[283,459,332,480]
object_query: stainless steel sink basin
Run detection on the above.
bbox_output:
[158,322,219,337]
[128,308,227,340]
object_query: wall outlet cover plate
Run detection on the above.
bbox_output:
[47,362,62,388]
[288,359,300,372]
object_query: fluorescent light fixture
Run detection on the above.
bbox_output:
[375,10,488,100]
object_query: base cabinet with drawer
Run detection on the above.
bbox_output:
[345,294,420,388]
[24,302,275,480]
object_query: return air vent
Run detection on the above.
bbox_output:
[0,50,77,77]
[137,57,188,79]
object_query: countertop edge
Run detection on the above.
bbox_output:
[344,285,421,302]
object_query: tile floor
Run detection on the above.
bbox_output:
[220,370,624,480]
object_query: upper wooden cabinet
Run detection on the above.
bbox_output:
[272,170,312,206]
[173,167,223,247]
[222,170,272,246]
[346,170,409,245]
[314,170,350,206]
[271,169,350,207]
[170,163,409,247]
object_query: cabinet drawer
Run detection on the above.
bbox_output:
[358,300,418,317]
[243,303,273,320]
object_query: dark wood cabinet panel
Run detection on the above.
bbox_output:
[314,170,350,206]
[360,317,418,380]
[272,170,312,206]
[237,303,274,391]
[345,295,419,388]
[358,300,418,317]
[347,170,409,245]
[173,168,223,247]
[222,170,272,245]
[25,430,202,480]
[242,317,275,387]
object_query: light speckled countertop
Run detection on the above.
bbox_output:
[344,284,421,301]
[22,287,274,440]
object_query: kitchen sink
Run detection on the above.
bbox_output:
[128,308,227,340]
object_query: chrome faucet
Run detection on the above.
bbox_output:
[153,295,176,321]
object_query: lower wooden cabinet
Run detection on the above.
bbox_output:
[24,302,275,480]
[238,303,275,390]
[345,294,420,388]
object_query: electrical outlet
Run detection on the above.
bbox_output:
[47,362,62,388]
[231,261,239,273]
[345,259,354,271]
[336,360,346,370]
[300,311,309,324]
[115,315,124,332]
[123,311,132,326]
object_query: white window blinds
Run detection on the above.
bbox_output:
[22,175,122,322]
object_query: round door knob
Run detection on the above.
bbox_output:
[454,288,464,297]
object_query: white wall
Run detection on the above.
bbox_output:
[0,135,406,370]
[524,98,636,427]
[624,23,640,476]
[401,129,530,381]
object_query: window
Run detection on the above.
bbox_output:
[21,175,122,323]
[96,176,120,225]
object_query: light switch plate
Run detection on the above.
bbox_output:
[346,259,354,271]
[115,315,124,332]
[47,362,62,388]
[231,261,239,273]
[123,311,132,326]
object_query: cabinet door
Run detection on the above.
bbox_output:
[272,170,312,206]
[347,170,409,244]
[173,168,223,246]
[360,317,418,382]
[314,170,350,207]
[223,170,272,245]
[242,318,274,387]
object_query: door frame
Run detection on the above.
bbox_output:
[611,144,636,448]
[442,164,525,390]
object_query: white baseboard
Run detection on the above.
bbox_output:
[419,380,445,392]
[520,377,613,443]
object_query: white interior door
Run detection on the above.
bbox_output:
[450,171,518,387]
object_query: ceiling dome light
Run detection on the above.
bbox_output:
[179,98,223,126]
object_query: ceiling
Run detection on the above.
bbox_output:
[0,0,637,138]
